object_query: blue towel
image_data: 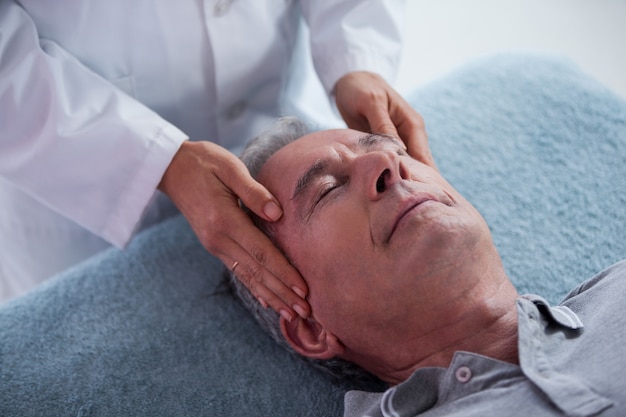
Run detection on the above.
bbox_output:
[1,54,625,416]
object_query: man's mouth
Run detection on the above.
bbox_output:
[387,194,437,242]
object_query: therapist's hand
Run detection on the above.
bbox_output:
[334,71,437,169]
[158,140,310,322]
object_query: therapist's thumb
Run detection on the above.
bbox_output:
[366,103,400,138]
[229,169,283,222]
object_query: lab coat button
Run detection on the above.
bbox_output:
[214,0,233,17]
[226,101,247,120]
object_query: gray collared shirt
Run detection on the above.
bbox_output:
[344,260,626,417]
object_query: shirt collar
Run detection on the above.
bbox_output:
[344,295,604,417]
[520,294,583,329]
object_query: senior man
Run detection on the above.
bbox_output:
[229,117,625,417]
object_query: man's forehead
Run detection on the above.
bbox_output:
[290,128,362,151]
[272,129,402,166]
[262,129,359,176]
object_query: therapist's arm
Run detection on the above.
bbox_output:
[0,1,309,320]
[0,0,185,247]
[158,141,310,321]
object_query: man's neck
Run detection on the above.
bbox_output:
[411,298,520,369]
[348,263,521,386]
[386,298,519,385]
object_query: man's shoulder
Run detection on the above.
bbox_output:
[562,259,626,302]
[559,259,626,330]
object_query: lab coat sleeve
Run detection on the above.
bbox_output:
[300,0,406,96]
[0,1,188,248]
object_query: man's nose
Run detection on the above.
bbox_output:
[354,151,408,200]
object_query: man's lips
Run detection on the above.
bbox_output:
[385,192,452,243]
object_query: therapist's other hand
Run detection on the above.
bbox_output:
[158,141,310,321]
[334,71,437,169]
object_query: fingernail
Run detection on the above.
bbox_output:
[292,286,306,299]
[257,297,268,309]
[263,201,282,221]
[293,304,308,319]
[279,309,294,322]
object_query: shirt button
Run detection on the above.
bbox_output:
[225,101,247,120]
[455,366,472,383]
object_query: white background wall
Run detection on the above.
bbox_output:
[397,0,626,99]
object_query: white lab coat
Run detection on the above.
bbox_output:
[0,0,405,301]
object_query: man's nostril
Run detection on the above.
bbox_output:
[376,169,389,193]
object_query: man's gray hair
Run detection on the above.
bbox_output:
[227,117,381,387]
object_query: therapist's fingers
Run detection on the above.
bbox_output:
[335,71,437,169]
[335,71,394,134]
[221,219,311,321]
[214,154,311,318]
[158,140,310,319]
[385,92,437,170]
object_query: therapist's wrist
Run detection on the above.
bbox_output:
[158,140,193,198]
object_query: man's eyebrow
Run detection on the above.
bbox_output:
[289,133,403,202]
[291,159,328,202]
[358,132,404,149]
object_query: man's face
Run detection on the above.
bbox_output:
[258,129,493,349]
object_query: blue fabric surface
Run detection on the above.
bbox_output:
[1,54,625,416]
[410,54,626,302]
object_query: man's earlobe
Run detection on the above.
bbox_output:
[280,316,345,360]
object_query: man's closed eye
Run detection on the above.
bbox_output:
[314,177,349,207]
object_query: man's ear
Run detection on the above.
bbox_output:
[280,315,345,360]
